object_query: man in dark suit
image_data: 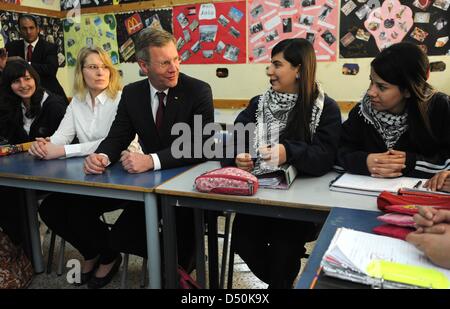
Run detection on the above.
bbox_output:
[5,14,68,103]
[84,28,214,276]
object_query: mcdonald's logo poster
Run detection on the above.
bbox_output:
[125,13,144,36]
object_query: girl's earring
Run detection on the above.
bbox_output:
[296,73,300,79]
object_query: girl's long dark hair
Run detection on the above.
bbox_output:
[0,59,44,120]
[371,42,435,138]
[273,39,318,142]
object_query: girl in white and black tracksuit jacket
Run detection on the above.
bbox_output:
[338,43,450,179]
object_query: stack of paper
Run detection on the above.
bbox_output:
[321,228,450,289]
[254,164,298,190]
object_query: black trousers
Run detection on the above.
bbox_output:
[109,201,196,273]
[231,214,317,288]
[0,187,27,245]
[39,193,127,264]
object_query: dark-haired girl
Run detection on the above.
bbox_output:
[228,38,341,288]
[0,59,66,248]
[338,42,450,179]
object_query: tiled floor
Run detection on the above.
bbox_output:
[28,212,315,289]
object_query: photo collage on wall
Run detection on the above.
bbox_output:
[340,0,450,58]
[248,0,339,62]
[118,0,152,3]
[61,0,113,10]
[115,9,172,63]
[0,11,66,66]
[173,1,247,64]
[63,13,119,66]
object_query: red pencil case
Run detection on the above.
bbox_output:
[194,167,259,196]
[373,224,414,241]
[377,189,450,211]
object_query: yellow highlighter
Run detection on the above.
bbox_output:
[367,260,450,289]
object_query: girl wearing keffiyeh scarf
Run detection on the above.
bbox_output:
[338,42,450,181]
[228,39,342,288]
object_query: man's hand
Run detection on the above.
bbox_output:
[366,150,406,178]
[120,151,153,173]
[84,153,109,174]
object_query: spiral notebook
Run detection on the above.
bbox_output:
[321,228,450,289]
[329,173,427,196]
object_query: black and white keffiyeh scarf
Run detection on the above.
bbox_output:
[252,86,325,175]
[359,93,408,149]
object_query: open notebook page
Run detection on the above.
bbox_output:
[325,228,450,280]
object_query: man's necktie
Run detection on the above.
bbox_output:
[27,45,33,62]
[155,91,166,134]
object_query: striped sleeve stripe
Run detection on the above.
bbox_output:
[415,159,450,173]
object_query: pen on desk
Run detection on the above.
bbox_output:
[309,266,323,289]
[414,180,422,189]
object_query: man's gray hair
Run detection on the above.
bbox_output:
[135,28,176,63]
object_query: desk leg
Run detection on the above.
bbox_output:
[194,209,206,288]
[25,189,44,273]
[161,195,178,288]
[144,193,161,289]
[207,212,219,289]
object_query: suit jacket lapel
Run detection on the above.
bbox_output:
[18,41,25,59]
[141,80,155,129]
[162,86,182,140]
[32,38,43,62]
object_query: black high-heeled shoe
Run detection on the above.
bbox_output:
[87,255,123,289]
[74,258,101,286]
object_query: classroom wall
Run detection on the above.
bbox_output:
[8,1,450,102]
[59,54,450,102]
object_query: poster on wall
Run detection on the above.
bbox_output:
[173,1,247,64]
[118,0,152,3]
[0,11,66,66]
[0,20,4,48]
[339,0,450,58]
[61,0,113,10]
[248,0,338,63]
[115,8,172,63]
[63,13,119,66]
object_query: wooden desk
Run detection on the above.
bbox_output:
[155,161,378,288]
[0,153,189,288]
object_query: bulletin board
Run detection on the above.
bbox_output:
[61,0,114,10]
[63,13,119,66]
[248,0,339,63]
[115,8,172,63]
[0,11,66,66]
[173,1,247,64]
[339,0,450,58]
[118,0,152,3]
